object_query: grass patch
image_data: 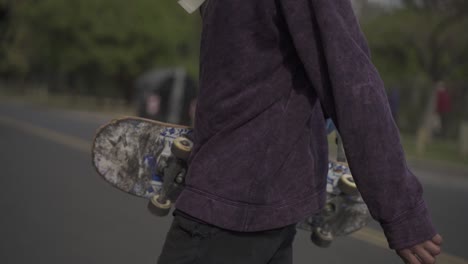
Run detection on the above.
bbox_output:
[401,134,468,167]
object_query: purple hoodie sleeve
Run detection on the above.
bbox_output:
[279,0,437,250]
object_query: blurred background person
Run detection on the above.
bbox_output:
[435,81,452,138]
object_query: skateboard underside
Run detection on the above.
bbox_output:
[92,117,192,198]
[297,161,370,239]
[296,194,370,236]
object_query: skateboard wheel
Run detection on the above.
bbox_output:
[148,195,172,217]
[323,202,336,216]
[338,174,358,195]
[311,227,334,248]
[172,137,193,161]
[175,173,184,184]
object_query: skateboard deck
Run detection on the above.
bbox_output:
[92,116,370,247]
[93,117,194,215]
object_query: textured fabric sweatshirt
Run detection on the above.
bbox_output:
[175,0,437,250]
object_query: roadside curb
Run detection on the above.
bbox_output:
[0,96,133,123]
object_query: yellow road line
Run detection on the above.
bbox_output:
[351,227,388,248]
[352,228,468,264]
[0,115,89,153]
[1,115,467,264]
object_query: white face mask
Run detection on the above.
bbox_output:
[178,0,206,14]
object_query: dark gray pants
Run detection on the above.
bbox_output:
[157,211,297,264]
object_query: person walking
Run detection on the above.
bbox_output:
[436,82,452,138]
[158,1,442,263]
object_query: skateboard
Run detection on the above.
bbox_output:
[92,117,370,247]
[92,117,193,216]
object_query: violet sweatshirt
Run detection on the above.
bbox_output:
[175,0,436,250]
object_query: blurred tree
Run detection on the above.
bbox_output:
[363,1,468,147]
[0,0,31,79]
[0,0,11,39]
[364,7,468,84]
[1,0,201,102]
[0,0,11,74]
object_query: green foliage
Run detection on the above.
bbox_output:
[363,8,468,83]
[361,6,468,132]
[32,0,198,73]
[1,0,201,97]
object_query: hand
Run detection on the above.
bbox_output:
[396,234,443,264]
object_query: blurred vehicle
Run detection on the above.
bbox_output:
[135,68,197,126]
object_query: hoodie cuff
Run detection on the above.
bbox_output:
[381,201,437,250]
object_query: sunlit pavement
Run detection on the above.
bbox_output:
[1,100,467,264]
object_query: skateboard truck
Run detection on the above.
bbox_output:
[310,196,343,248]
[147,136,193,217]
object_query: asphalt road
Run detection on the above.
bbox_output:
[1,100,467,264]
